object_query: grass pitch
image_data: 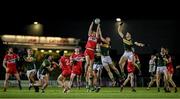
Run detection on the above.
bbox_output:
[0,87,180,99]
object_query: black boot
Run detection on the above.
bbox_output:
[18,80,22,90]
[120,85,124,92]
[132,88,136,92]
[158,87,160,92]
[34,86,39,92]
[3,88,7,92]
[175,87,178,93]
[95,87,101,93]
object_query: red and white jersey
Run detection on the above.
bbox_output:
[71,53,84,66]
[4,53,19,67]
[85,33,97,49]
[166,55,174,73]
[59,56,71,71]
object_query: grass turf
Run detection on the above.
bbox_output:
[0,87,180,98]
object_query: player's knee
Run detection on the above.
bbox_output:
[131,76,134,80]
[45,80,49,85]
[86,62,90,66]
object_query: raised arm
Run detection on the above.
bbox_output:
[96,23,100,38]
[99,26,109,44]
[88,21,94,35]
[118,22,124,38]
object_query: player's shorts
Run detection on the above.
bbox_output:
[37,73,45,80]
[156,66,167,74]
[167,66,174,74]
[127,62,135,73]
[62,70,71,77]
[6,66,18,74]
[26,69,36,78]
[122,51,134,62]
[37,69,49,80]
[101,55,113,66]
[93,63,103,71]
[72,66,82,75]
[84,49,95,60]
[37,70,45,80]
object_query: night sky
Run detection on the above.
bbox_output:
[0,1,179,54]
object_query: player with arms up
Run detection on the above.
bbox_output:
[84,19,100,91]
[98,25,121,86]
[117,19,144,79]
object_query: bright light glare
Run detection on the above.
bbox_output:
[56,50,60,53]
[40,50,44,53]
[34,22,38,24]
[48,50,52,53]
[116,18,121,22]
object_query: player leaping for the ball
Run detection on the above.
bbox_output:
[117,19,144,80]
[84,20,100,92]
[98,25,122,86]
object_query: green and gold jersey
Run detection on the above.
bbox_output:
[24,55,36,70]
[156,53,167,67]
[100,43,110,56]
[39,59,52,74]
[123,38,134,51]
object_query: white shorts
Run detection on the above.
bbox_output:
[26,69,36,78]
[93,64,103,71]
[37,70,45,80]
[101,56,113,66]
[122,51,134,62]
[156,66,167,74]
[40,75,45,80]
